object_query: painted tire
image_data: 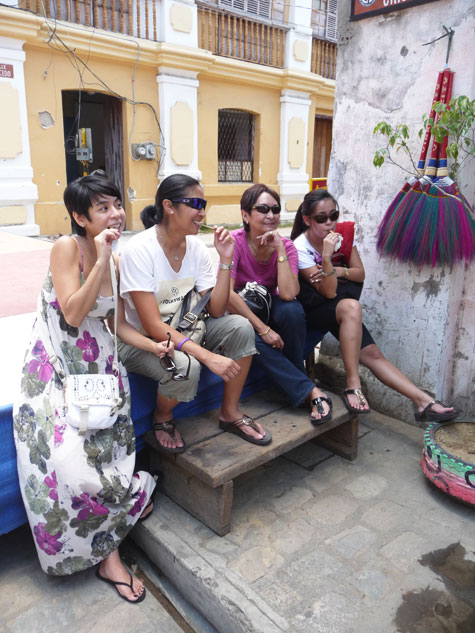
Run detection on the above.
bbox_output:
[421,420,475,507]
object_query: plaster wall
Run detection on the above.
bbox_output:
[197,77,281,218]
[22,44,160,233]
[327,0,475,421]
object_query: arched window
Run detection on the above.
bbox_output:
[218,109,255,182]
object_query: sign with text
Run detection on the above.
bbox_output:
[351,0,442,21]
[0,63,14,78]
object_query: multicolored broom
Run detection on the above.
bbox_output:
[376,68,475,267]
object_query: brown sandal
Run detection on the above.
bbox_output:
[152,420,186,454]
[219,415,272,446]
[342,389,370,415]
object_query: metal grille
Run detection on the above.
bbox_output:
[218,109,254,182]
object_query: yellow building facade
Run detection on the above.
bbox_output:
[0,0,336,235]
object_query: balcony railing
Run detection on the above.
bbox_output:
[198,6,286,68]
[311,37,337,80]
[21,0,159,41]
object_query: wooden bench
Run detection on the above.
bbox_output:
[145,388,358,536]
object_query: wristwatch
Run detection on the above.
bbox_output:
[218,262,234,270]
[277,255,288,263]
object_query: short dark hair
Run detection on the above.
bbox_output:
[290,189,338,240]
[63,170,122,236]
[240,184,281,233]
[140,173,201,229]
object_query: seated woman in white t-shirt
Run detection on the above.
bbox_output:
[119,174,271,453]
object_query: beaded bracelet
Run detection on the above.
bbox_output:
[321,269,336,277]
[176,337,190,351]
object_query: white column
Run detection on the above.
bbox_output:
[277,90,311,220]
[158,0,198,46]
[0,37,39,236]
[284,0,313,73]
[156,71,201,181]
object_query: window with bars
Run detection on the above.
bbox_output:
[219,0,271,20]
[218,109,254,182]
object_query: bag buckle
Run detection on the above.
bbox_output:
[183,312,197,325]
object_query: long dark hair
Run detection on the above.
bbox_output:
[140,173,201,229]
[240,183,280,233]
[63,170,121,236]
[290,189,338,240]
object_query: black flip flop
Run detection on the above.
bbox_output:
[219,415,272,446]
[152,420,186,454]
[342,389,370,415]
[138,498,154,523]
[414,400,458,423]
[310,396,333,425]
[95,568,146,604]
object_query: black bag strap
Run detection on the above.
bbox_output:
[177,288,212,331]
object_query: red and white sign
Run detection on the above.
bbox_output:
[0,63,14,79]
[351,0,442,21]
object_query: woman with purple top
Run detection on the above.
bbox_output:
[227,183,332,423]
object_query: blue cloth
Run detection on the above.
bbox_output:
[1,329,323,535]
[254,297,318,407]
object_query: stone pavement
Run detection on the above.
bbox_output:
[1,229,474,633]
[130,395,475,633]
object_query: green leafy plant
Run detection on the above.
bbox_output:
[373,95,475,181]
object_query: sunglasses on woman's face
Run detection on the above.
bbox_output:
[171,198,207,211]
[311,210,340,224]
[251,204,281,215]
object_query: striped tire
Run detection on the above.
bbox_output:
[421,420,475,506]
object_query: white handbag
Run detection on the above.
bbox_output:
[39,257,121,435]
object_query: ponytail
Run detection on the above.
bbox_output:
[140,205,159,229]
[290,205,307,241]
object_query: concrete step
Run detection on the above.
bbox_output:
[131,496,289,633]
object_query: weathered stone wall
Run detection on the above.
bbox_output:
[324,0,475,423]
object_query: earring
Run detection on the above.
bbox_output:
[170,211,174,214]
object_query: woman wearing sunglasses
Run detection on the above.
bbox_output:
[226,184,332,423]
[119,174,271,453]
[291,189,457,422]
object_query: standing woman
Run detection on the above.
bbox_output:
[227,184,332,423]
[119,174,271,452]
[13,171,161,604]
[291,189,457,422]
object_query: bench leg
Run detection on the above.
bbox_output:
[314,415,359,461]
[150,451,233,536]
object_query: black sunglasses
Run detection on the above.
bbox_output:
[160,333,190,381]
[251,204,281,215]
[311,210,340,224]
[171,198,207,211]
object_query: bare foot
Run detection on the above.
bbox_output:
[417,399,454,415]
[98,550,145,603]
[139,501,153,521]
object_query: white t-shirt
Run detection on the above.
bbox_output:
[293,233,320,269]
[119,226,215,332]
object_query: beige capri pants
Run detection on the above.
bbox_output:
[118,314,257,402]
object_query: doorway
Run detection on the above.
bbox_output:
[62,91,124,201]
[312,115,333,179]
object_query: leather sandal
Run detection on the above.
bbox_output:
[219,415,272,446]
[152,420,186,454]
[310,396,332,425]
[414,400,458,423]
[342,388,370,415]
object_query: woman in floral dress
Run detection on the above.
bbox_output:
[13,171,167,603]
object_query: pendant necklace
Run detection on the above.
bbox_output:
[157,227,181,262]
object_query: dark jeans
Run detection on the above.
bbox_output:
[254,296,315,407]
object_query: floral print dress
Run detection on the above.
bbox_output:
[13,267,155,576]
